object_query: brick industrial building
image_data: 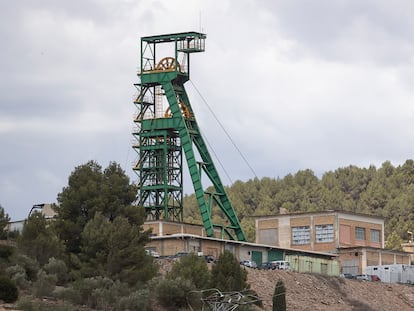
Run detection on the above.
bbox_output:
[254,210,411,274]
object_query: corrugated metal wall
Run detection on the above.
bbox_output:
[286,254,339,276]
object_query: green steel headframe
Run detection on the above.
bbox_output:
[132,31,246,241]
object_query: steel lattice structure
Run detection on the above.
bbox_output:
[132,32,246,241]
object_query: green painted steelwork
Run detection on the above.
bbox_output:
[133,32,246,241]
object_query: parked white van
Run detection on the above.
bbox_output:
[271,260,291,271]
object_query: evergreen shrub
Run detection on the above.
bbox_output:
[14,254,39,281]
[16,297,76,311]
[43,257,68,286]
[272,279,286,311]
[0,244,13,260]
[32,270,57,298]
[64,276,130,309]
[0,274,18,303]
[155,277,196,310]
[116,288,151,311]
[5,264,29,289]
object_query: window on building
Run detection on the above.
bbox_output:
[355,227,366,241]
[315,224,334,243]
[292,226,310,245]
[370,229,380,243]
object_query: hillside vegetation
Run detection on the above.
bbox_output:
[1,159,414,310]
[0,161,260,311]
[183,159,414,245]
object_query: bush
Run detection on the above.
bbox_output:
[16,297,76,311]
[63,276,130,309]
[5,264,30,289]
[273,279,286,311]
[155,277,196,310]
[0,274,18,303]
[54,286,80,305]
[32,270,57,298]
[13,254,39,281]
[116,288,151,311]
[91,279,131,310]
[91,285,121,310]
[43,257,69,285]
[76,276,114,308]
[0,245,14,275]
[0,244,14,260]
[5,264,25,278]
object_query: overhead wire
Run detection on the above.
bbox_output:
[199,129,234,184]
[189,79,258,180]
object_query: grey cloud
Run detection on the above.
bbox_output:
[260,0,414,65]
[2,0,414,221]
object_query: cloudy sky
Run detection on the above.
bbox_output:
[2,0,414,221]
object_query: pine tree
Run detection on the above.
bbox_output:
[17,211,64,266]
[273,279,286,311]
[168,253,210,289]
[210,250,248,292]
[385,230,403,251]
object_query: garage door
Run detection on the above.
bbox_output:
[268,249,284,262]
[251,251,263,265]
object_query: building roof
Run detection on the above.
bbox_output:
[254,210,384,221]
[150,232,338,258]
[141,31,206,43]
[337,246,414,255]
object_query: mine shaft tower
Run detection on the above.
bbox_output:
[133,31,246,241]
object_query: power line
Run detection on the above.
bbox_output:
[200,129,234,184]
[189,80,258,180]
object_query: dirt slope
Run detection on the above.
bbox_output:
[159,259,414,310]
[247,268,414,311]
[2,260,414,311]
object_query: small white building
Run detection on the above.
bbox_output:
[365,264,414,284]
[4,203,56,234]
